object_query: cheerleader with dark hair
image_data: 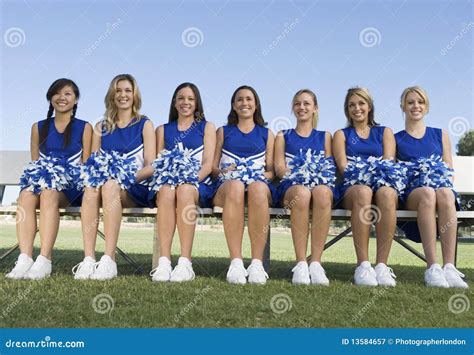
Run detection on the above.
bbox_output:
[6,78,92,280]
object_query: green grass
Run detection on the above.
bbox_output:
[0,223,472,328]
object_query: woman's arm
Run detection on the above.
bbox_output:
[382,127,396,161]
[211,127,224,180]
[332,129,347,174]
[198,122,216,181]
[81,123,93,162]
[30,123,39,161]
[135,120,156,183]
[273,132,287,179]
[324,131,333,157]
[264,130,275,181]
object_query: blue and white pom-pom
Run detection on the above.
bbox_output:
[149,147,200,191]
[282,149,336,189]
[343,156,406,194]
[370,157,407,194]
[343,156,373,187]
[404,154,454,190]
[220,158,267,186]
[19,156,72,194]
[79,150,138,190]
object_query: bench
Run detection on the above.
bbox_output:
[1,150,473,272]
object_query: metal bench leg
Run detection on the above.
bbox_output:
[152,222,160,269]
[263,227,271,272]
[454,223,459,267]
[0,243,19,263]
[393,235,427,263]
[306,227,352,262]
[97,229,143,274]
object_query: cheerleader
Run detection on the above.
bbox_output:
[212,85,275,284]
[333,87,403,287]
[274,89,335,285]
[396,86,468,288]
[73,74,155,280]
[6,78,92,280]
[148,83,216,282]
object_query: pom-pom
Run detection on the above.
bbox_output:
[149,147,200,191]
[19,156,73,194]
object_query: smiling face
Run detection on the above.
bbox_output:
[232,89,256,120]
[174,87,196,119]
[51,85,77,114]
[293,92,317,123]
[402,91,426,121]
[114,79,134,111]
[347,94,370,124]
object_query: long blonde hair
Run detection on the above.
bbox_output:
[103,74,143,133]
[344,87,378,127]
[292,89,318,128]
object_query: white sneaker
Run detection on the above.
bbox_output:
[150,257,172,282]
[424,263,449,288]
[247,259,268,285]
[5,253,34,279]
[309,261,330,286]
[72,256,96,280]
[170,257,195,282]
[226,258,247,285]
[24,255,52,280]
[374,263,397,287]
[90,255,117,280]
[443,263,468,289]
[354,261,378,286]
[292,261,310,285]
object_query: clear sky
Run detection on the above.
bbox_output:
[1,0,473,204]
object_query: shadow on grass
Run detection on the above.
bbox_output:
[2,247,463,285]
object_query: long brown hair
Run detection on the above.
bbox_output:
[227,85,266,126]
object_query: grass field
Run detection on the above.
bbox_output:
[0,222,472,328]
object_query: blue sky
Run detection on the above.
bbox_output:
[1,0,473,204]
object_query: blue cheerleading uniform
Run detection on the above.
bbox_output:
[20,117,87,206]
[337,125,405,203]
[338,125,384,200]
[214,124,276,202]
[100,117,151,207]
[277,129,336,206]
[395,127,458,242]
[150,119,214,207]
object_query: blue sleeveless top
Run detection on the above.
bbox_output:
[164,119,211,184]
[342,125,385,158]
[38,117,87,164]
[395,127,442,161]
[101,117,149,170]
[220,124,268,166]
[283,129,326,160]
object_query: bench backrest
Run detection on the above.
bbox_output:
[0,150,473,194]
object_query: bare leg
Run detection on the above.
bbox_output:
[374,186,397,265]
[342,185,373,264]
[213,180,245,260]
[310,185,333,263]
[405,187,437,266]
[435,188,457,265]
[38,189,69,259]
[247,181,271,261]
[81,187,101,259]
[284,185,311,262]
[156,185,176,259]
[175,184,199,259]
[16,190,39,257]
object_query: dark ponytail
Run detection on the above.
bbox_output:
[39,78,80,152]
